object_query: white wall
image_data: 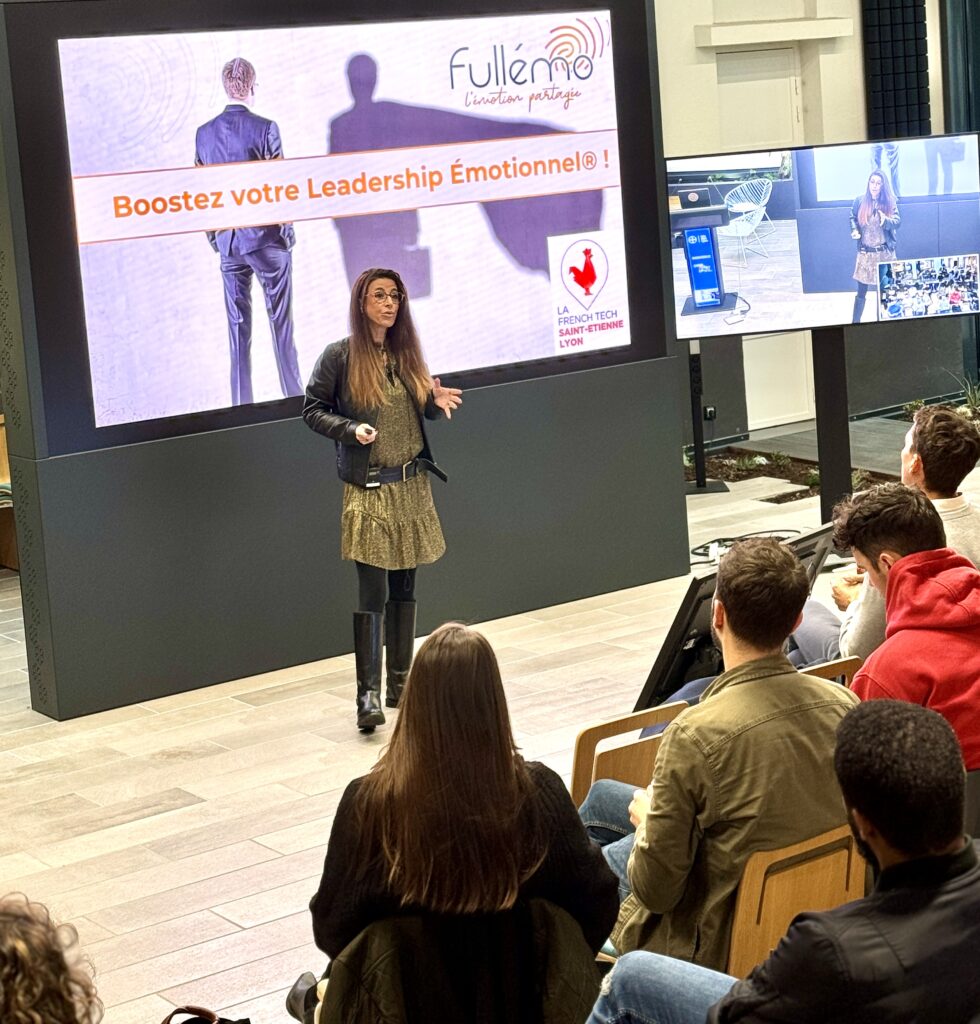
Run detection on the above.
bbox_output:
[654,0,867,157]
[925,0,946,131]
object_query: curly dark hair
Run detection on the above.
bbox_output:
[0,893,103,1024]
[835,701,965,857]
[911,404,980,496]
[832,482,946,566]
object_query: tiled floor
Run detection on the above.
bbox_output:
[2,462,977,1022]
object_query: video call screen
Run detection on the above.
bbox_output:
[57,12,630,427]
[666,134,980,341]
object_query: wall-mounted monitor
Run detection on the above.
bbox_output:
[665,134,980,341]
[1,0,666,453]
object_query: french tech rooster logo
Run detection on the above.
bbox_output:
[569,248,597,294]
[561,238,608,310]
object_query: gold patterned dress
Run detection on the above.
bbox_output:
[853,215,894,286]
[341,373,445,570]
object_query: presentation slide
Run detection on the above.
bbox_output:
[667,135,980,340]
[58,12,629,427]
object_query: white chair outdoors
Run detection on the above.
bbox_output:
[717,179,773,266]
[725,177,775,235]
[717,203,769,266]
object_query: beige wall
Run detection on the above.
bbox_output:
[652,0,722,156]
[653,0,867,155]
[925,0,945,131]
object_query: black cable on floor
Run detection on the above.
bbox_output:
[690,527,802,560]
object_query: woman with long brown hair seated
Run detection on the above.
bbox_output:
[309,623,619,963]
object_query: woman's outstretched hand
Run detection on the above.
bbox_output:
[432,378,463,419]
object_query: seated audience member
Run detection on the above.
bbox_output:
[586,700,980,1024]
[579,539,859,970]
[301,623,618,1015]
[791,404,980,666]
[0,892,103,1024]
[833,482,980,768]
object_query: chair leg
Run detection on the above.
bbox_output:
[758,209,777,237]
[745,227,769,259]
[735,232,747,267]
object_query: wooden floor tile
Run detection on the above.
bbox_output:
[85,910,241,973]
[100,994,178,1024]
[160,943,322,1014]
[87,845,327,934]
[95,913,313,1006]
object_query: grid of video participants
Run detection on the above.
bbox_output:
[878,255,979,320]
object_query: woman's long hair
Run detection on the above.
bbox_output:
[354,623,548,914]
[856,170,898,226]
[0,893,103,1024]
[347,267,432,411]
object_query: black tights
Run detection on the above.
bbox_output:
[355,561,416,614]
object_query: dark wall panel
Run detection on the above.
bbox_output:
[28,357,688,719]
[938,199,980,253]
[676,337,748,447]
[845,314,964,413]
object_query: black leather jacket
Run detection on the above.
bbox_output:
[303,338,442,487]
[709,839,980,1023]
[850,195,900,251]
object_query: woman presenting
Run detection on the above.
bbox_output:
[303,268,462,731]
[850,170,900,323]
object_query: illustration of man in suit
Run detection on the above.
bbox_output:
[195,58,302,406]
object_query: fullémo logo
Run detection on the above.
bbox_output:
[449,16,608,90]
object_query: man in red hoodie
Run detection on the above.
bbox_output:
[833,482,980,769]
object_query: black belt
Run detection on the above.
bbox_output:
[859,244,892,254]
[365,457,447,488]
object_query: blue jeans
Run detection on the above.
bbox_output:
[579,779,637,902]
[586,951,736,1024]
[638,678,709,738]
[787,598,842,667]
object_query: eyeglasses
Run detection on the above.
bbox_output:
[369,289,404,305]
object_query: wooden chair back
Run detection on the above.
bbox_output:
[965,769,980,835]
[570,702,688,806]
[804,656,863,687]
[727,824,864,978]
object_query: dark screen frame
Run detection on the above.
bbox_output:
[666,131,980,343]
[2,0,668,456]
[632,523,836,710]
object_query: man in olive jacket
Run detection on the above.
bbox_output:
[580,538,859,970]
[587,701,980,1024]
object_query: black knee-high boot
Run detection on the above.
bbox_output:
[353,611,385,732]
[384,600,417,708]
[852,291,867,323]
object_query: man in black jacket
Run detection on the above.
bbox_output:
[586,699,980,1024]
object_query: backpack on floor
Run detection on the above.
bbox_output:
[160,1008,251,1024]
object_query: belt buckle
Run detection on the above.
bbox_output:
[401,460,411,483]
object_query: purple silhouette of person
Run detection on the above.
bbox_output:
[328,54,603,295]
